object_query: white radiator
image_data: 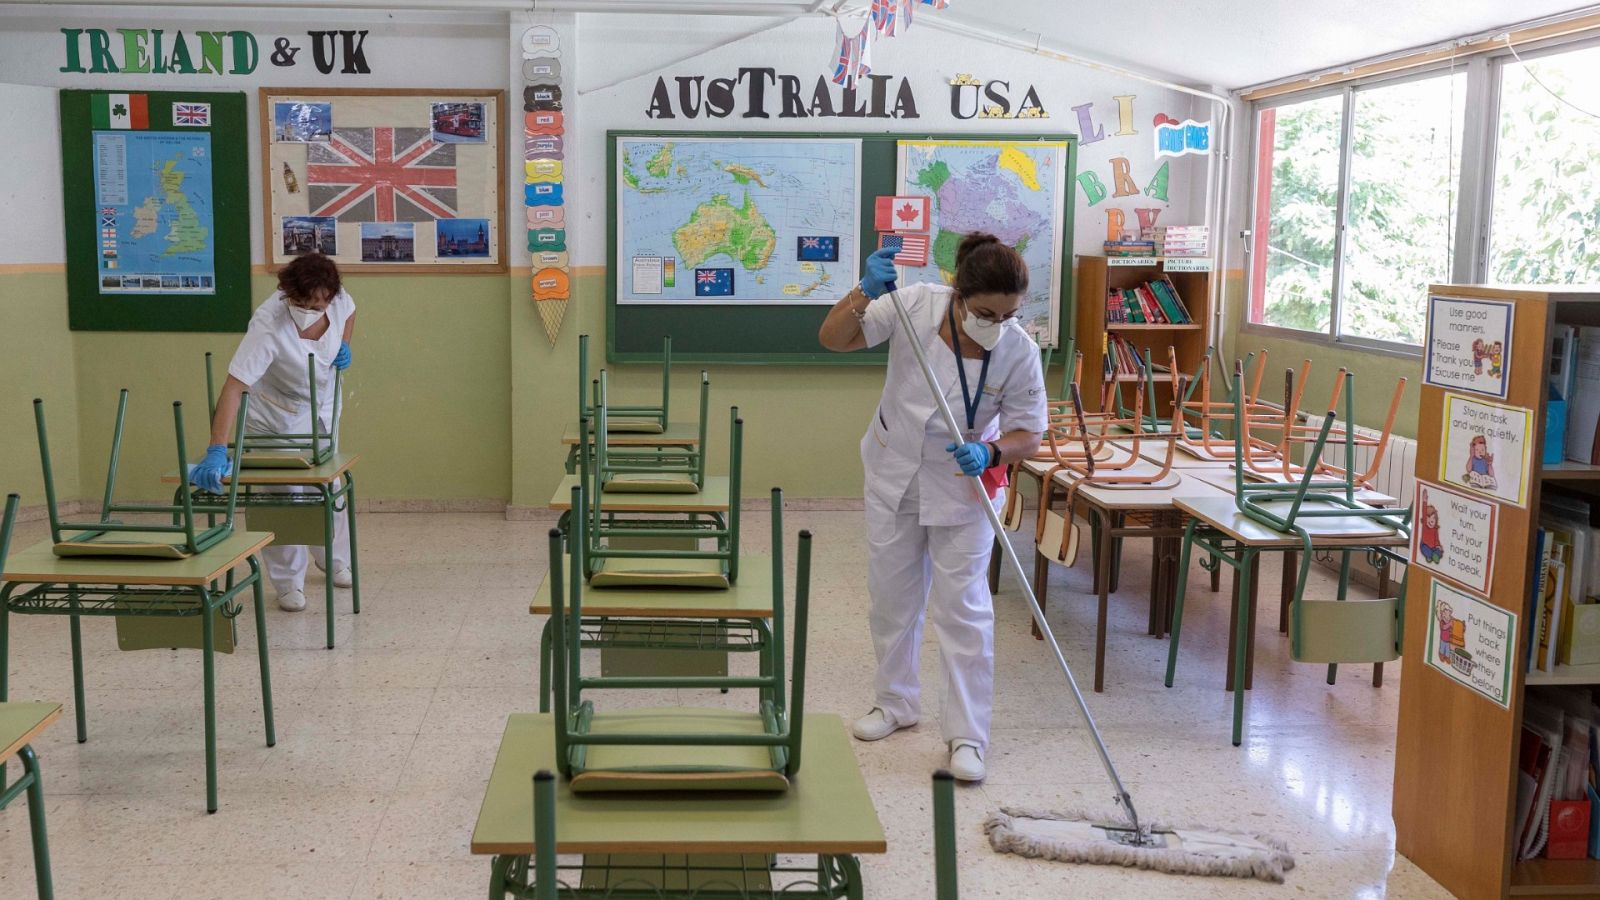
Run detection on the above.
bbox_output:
[1301,414,1417,590]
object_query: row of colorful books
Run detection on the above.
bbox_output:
[1515,687,1598,861]
[1141,224,1209,258]
[1530,492,1600,676]
[1103,239,1155,258]
[1105,277,1193,325]
[1103,333,1159,377]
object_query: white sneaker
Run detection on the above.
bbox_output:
[330,567,354,589]
[851,707,914,742]
[277,589,307,612]
[949,740,985,782]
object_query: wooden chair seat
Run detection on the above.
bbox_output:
[603,418,667,434]
[589,556,730,590]
[52,529,196,559]
[570,708,789,793]
[239,451,317,469]
[603,472,700,494]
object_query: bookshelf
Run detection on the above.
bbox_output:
[1393,286,1600,900]
[1072,255,1213,412]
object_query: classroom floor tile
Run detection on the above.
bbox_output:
[0,511,1450,898]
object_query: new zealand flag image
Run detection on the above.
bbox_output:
[796,235,839,262]
[694,267,735,297]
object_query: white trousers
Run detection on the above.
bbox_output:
[865,479,996,751]
[261,480,351,595]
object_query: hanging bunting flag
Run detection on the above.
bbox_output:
[828,2,948,87]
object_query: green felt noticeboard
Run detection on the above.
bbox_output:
[60,89,251,332]
[607,130,1078,366]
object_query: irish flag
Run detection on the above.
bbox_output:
[91,93,148,130]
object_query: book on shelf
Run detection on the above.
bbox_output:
[1104,277,1192,326]
[1515,690,1599,861]
[1103,240,1156,257]
[1540,493,1600,666]
[1565,326,1600,465]
[1140,224,1210,257]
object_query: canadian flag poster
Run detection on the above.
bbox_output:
[874,195,930,233]
[91,93,149,130]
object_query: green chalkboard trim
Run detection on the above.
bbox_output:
[606,130,1077,366]
[61,89,251,333]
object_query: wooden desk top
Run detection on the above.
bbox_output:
[1191,472,1398,508]
[561,423,701,446]
[0,703,62,765]
[531,556,774,617]
[1071,471,1234,511]
[160,451,362,486]
[2,531,274,586]
[1174,496,1408,548]
[470,713,887,856]
[548,475,731,513]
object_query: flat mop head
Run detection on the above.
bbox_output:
[985,807,1296,884]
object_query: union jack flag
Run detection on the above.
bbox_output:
[100,208,117,228]
[172,102,210,126]
[306,128,458,222]
[830,12,872,88]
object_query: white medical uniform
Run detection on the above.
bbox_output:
[226,289,356,595]
[857,283,1046,751]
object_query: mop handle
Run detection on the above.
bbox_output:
[883,284,1142,834]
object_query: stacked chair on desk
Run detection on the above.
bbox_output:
[205,351,339,469]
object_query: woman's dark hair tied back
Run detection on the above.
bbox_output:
[953,232,1028,298]
[277,253,342,304]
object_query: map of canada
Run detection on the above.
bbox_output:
[617,137,859,304]
[94,131,215,294]
[897,140,1068,344]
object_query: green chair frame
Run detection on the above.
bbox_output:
[0,495,56,900]
[1164,363,1411,745]
[205,351,339,468]
[578,334,670,433]
[589,369,710,489]
[547,486,809,788]
[36,391,248,558]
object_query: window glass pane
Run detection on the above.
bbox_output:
[1341,73,1465,344]
[1251,95,1342,332]
[1490,44,1600,284]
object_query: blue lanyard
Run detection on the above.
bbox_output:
[945,298,991,434]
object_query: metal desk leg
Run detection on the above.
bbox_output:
[1232,549,1258,747]
[1223,551,1260,692]
[19,745,52,900]
[1093,507,1114,693]
[346,472,362,616]
[1210,559,1221,593]
[0,586,7,790]
[489,853,514,899]
[68,594,87,743]
[249,556,277,748]
[538,619,553,713]
[1373,558,1389,688]
[1030,548,1048,641]
[323,484,337,650]
[987,538,1001,593]
[1279,549,1296,634]
[200,586,219,813]
[1163,520,1199,688]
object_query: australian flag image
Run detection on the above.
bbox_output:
[694,267,735,297]
[796,235,839,262]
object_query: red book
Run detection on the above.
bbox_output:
[1547,800,1591,859]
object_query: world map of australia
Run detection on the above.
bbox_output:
[617,137,860,304]
[94,131,215,294]
[897,140,1068,344]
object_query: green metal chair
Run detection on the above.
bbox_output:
[578,333,671,434]
[0,495,57,900]
[589,369,710,494]
[205,352,339,469]
[1164,364,1411,745]
[547,488,809,793]
[36,391,248,559]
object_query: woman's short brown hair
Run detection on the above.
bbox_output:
[953,232,1028,299]
[277,253,342,305]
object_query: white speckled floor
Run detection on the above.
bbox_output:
[0,511,1451,899]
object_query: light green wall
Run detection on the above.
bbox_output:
[1220,271,1423,440]
[0,271,81,509]
[3,270,511,506]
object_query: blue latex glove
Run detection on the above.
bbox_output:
[859,247,898,299]
[333,341,352,371]
[189,444,232,494]
[947,441,991,477]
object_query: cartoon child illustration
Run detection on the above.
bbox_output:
[1437,602,1455,664]
[1463,434,1497,489]
[1489,341,1504,379]
[1471,339,1487,376]
[1418,492,1443,564]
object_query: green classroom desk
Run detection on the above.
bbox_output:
[0,531,277,813]
[531,558,774,712]
[560,422,701,474]
[162,451,362,649]
[0,702,61,900]
[471,713,885,899]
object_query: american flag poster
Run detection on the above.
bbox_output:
[879,232,929,267]
[264,90,505,271]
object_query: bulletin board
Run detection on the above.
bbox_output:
[59,89,251,332]
[260,87,507,273]
[607,130,1078,365]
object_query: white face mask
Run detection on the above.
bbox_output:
[287,303,326,331]
[961,310,1008,351]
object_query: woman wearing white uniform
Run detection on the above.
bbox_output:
[190,253,356,612]
[819,233,1046,782]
